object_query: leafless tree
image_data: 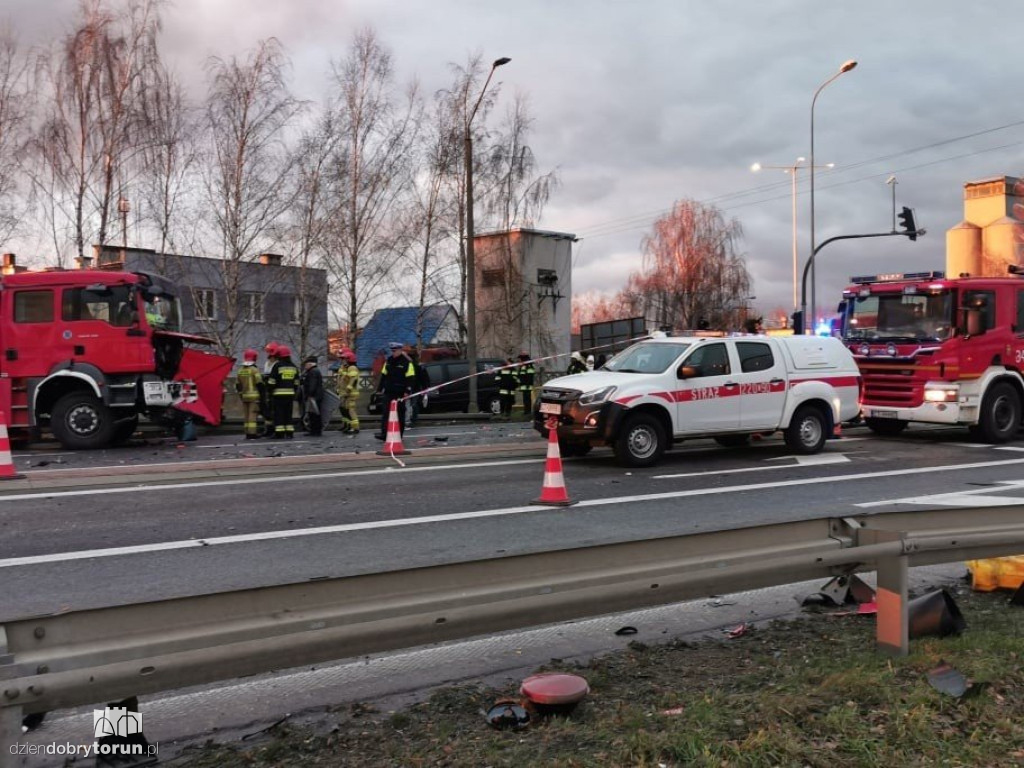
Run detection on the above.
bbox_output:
[323,28,420,344]
[197,37,301,354]
[0,28,31,247]
[632,199,751,331]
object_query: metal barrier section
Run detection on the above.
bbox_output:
[2,505,1024,762]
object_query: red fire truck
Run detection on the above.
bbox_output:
[0,268,233,449]
[838,269,1024,442]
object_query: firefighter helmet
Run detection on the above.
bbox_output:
[277,345,292,359]
[341,350,356,363]
[264,341,279,357]
[243,348,258,362]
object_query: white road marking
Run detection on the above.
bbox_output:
[6,456,1024,568]
[656,452,850,479]
[856,479,1024,507]
[0,458,544,503]
[995,446,1024,452]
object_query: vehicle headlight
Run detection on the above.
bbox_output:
[924,385,959,403]
[578,386,617,406]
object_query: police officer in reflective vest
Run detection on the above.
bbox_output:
[266,345,299,439]
[375,342,415,439]
[235,349,263,439]
[337,351,360,434]
[496,356,518,420]
[516,352,535,417]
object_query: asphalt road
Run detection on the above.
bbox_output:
[3,421,1024,620]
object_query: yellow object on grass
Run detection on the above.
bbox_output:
[966,555,1024,592]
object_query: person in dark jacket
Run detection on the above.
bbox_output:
[566,351,588,375]
[300,356,325,436]
[376,342,415,439]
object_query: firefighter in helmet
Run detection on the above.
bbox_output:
[235,349,264,439]
[261,342,280,436]
[496,356,519,420]
[337,351,361,434]
[266,345,299,439]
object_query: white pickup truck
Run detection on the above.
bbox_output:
[533,334,861,467]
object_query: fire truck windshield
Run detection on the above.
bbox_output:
[845,291,952,342]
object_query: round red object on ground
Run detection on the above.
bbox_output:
[519,673,589,706]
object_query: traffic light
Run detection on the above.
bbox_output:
[791,310,804,335]
[898,206,918,241]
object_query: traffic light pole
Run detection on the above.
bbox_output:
[798,231,918,334]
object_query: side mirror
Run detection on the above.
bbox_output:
[677,365,698,379]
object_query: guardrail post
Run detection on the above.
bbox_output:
[863,528,910,656]
[0,703,22,768]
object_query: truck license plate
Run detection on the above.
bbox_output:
[539,402,561,415]
[872,410,897,418]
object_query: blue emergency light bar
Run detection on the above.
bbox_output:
[849,270,945,284]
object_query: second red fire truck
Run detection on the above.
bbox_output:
[838,269,1024,442]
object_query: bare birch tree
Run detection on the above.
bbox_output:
[0,28,30,246]
[198,37,301,354]
[633,199,751,331]
[324,28,420,344]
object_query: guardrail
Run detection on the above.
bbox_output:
[3,505,1024,762]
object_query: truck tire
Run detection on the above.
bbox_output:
[976,381,1021,444]
[784,405,828,454]
[51,392,113,450]
[714,434,751,448]
[613,413,666,467]
[865,417,908,437]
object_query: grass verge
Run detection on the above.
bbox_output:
[171,585,1024,767]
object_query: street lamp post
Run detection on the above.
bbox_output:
[809,59,857,333]
[465,56,510,412]
[751,158,832,311]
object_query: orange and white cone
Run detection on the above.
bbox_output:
[376,400,410,457]
[0,411,24,480]
[534,426,573,506]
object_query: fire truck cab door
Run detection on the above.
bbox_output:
[4,287,61,375]
[57,285,151,372]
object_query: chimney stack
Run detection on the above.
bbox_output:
[259,253,283,267]
[1,253,15,275]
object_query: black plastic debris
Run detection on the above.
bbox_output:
[802,574,876,607]
[485,699,530,730]
[908,589,967,639]
[1011,582,1024,607]
[614,625,638,636]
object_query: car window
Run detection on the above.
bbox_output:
[736,342,775,373]
[684,343,730,377]
[447,362,469,380]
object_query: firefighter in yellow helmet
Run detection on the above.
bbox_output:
[337,351,360,434]
[235,349,264,439]
[266,345,299,439]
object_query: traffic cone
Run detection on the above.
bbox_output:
[376,400,410,456]
[0,411,24,480]
[534,426,573,506]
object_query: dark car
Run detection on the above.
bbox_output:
[368,358,504,415]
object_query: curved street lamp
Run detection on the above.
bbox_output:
[809,58,856,332]
[465,56,510,411]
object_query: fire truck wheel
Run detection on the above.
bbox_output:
[51,392,114,450]
[784,405,827,454]
[613,412,666,467]
[976,381,1021,444]
[864,417,908,436]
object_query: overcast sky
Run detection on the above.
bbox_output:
[7,0,1024,322]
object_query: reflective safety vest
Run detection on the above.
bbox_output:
[236,364,263,402]
[516,363,535,390]
[269,362,299,397]
[497,367,518,395]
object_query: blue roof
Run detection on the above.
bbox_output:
[356,305,455,369]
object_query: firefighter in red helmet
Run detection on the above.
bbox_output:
[266,345,299,438]
[235,349,263,439]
